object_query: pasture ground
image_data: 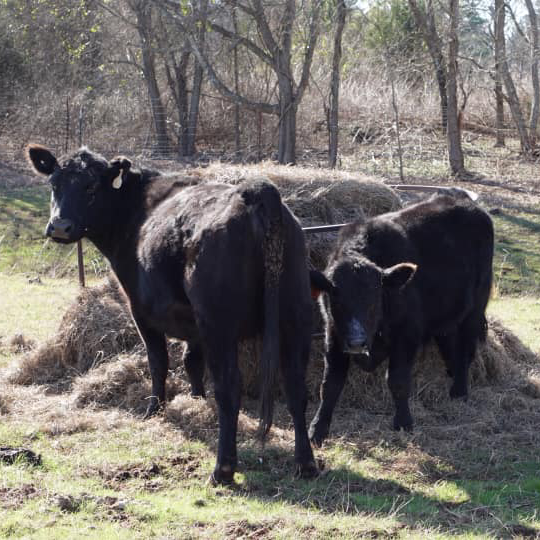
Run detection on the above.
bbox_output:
[1,132,540,539]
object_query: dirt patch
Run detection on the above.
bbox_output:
[222,518,283,539]
[0,484,40,509]
[0,447,41,466]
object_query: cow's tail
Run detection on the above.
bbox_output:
[244,181,284,441]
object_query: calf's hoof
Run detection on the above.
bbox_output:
[294,461,319,480]
[392,414,413,432]
[449,384,468,400]
[209,464,235,485]
[308,420,328,448]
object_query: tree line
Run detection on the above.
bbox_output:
[0,0,538,174]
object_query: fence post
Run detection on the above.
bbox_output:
[76,101,86,288]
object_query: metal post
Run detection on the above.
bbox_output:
[77,102,86,287]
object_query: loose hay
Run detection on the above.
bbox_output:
[72,353,187,414]
[8,279,140,387]
[194,162,401,268]
[7,164,539,444]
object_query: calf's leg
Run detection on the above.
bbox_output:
[388,337,418,431]
[309,335,350,447]
[449,316,480,399]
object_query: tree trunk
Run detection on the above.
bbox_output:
[136,5,170,156]
[408,0,448,132]
[328,0,347,168]
[277,77,297,165]
[232,1,241,157]
[498,2,533,153]
[525,0,539,148]
[447,0,464,175]
[185,0,209,156]
[494,0,505,147]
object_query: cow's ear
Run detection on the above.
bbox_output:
[109,156,132,189]
[26,144,58,175]
[382,263,417,290]
[310,270,335,300]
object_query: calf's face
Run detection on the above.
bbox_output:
[26,145,130,243]
[311,258,416,355]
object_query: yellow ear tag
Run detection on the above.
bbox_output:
[112,175,123,189]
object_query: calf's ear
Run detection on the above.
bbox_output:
[382,263,417,290]
[310,270,335,300]
[26,144,58,175]
[109,156,132,189]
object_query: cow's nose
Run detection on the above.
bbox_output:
[345,319,368,354]
[46,217,73,240]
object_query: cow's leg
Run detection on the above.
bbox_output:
[134,319,169,418]
[205,340,241,484]
[281,335,318,478]
[435,332,458,378]
[309,335,350,447]
[183,341,206,398]
[388,337,418,431]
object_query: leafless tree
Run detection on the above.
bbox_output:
[328,0,348,168]
[156,0,322,164]
[408,0,448,132]
[447,0,465,175]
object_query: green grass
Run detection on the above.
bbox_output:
[2,139,540,538]
[0,184,106,277]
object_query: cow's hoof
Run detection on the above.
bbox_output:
[295,461,319,480]
[190,388,206,399]
[449,385,468,400]
[308,421,328,448]
[209,465,235,485]
[143,399,163,419]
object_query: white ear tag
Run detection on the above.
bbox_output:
[112,175,123,189]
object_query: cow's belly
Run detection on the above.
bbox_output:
[144,299,199,341]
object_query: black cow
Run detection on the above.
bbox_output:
[309,194,493,445]
[27,145,318,483]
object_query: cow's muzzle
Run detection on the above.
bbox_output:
[46,217,76,242]
[343,319,369,355]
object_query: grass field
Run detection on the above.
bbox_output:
[1,135,540,539]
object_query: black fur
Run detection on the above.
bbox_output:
[310,194,494,445]
[27,145,318,483]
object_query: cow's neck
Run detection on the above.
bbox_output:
[88,171,193,292]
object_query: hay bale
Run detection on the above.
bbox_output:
[72,353,186,414]
[194,162,401,269]
[8,279,140,386]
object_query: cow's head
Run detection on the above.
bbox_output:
[311,257,416,355]
[27,145,131,243]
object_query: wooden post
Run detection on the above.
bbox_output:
[77,102,86,288]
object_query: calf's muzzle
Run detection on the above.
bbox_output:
[344,319,369,355]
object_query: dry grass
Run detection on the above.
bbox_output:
[7,278,140,388]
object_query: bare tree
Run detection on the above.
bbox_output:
[157,0,322,164]
[493,0,506,147]
[447,0,465,175]
[498,0,535,153]
[524,0,539,147]
[328,0,348,168]
[99,1,171,155]
[408,0,448,132]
